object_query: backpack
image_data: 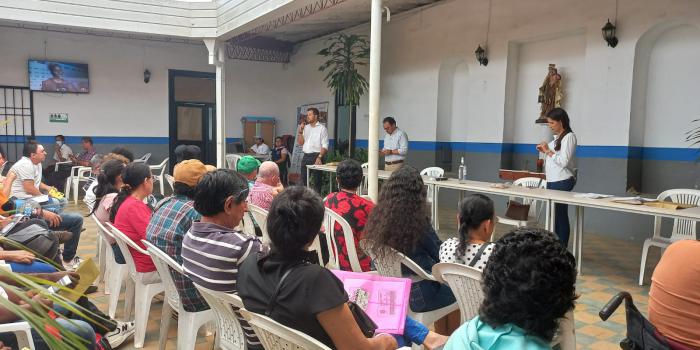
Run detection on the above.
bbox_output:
[1,218,60,263]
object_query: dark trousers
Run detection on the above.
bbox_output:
[547,177,576,247]
[300,152,321,191]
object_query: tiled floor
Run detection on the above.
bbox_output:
[73,203,662,350]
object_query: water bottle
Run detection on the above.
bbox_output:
[458,157,466,182]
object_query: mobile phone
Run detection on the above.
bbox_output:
[47,275,73,294]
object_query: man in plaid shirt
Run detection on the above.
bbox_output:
[146,159,212,312]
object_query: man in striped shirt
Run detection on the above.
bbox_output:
[182,169,268,350]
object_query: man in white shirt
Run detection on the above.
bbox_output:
[381,117,409,171]
[297,107,328,191]
[52,134,73,163]
[249,138,270,155]
[9,141,85,270]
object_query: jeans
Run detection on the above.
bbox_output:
[8,261,57,273]
[33,318,97,350]
[409,280,456,313]
[111,243,126,264]
[50,213,83,262]
[547,177,576,247]
[300,152,321,191]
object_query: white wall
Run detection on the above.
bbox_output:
[0,27,213,138]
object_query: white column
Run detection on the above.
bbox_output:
[215,48,226,168]
[204,39,227,168]
[367,0,383,201]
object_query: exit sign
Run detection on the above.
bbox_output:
[49,113,68,123]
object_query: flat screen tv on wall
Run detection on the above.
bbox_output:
[28,59,90,93]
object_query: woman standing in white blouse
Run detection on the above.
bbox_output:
[536,108,577,247]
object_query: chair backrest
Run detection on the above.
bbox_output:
[656,189,700,240]
[105,222,149,278]
[248,204,270,244]
[361,241,434,283]
[136,153,152,163]
[512,177,547,218]
[151,157,169,177]
[324,208,363,272]
[164,174,175,192]
[90,214,116,248]
[360,163,369,195]
[226,154,242,170]
[193,283,248,349]
[142,240,180,310]
[432,263,484,323]
[420,167,444,178]
[241,212,257,238]
[241,310,332,350]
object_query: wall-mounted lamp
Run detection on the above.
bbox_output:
[143,69,151,83]
[602,19,618,48]
[475,45,488,66]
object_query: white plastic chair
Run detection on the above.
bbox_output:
[165,174,175,192]
[134,153,152,163]
[362,242,458,349]
[90,215,127,318]
[241,309,332,350]
[359,162,369,195]
[64,166,92,204]
[54,160,72,172]
[431,263,576,349]
[0,321,35,349]
[496,177,547,229]
[149,158,169,195]
[639,188,700,285]
[432,263,483,323]
[143,240,215,350]
[106,222,164,348]
[248,204,269,243]
[420,167,444,230]
[226,154,242,170]
[193,283,249,350]
[323,208,364,272]
[241,212,257,239]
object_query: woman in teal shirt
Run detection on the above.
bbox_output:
[445,228,577,350]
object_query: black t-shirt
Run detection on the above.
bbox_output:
[238,251,349,348]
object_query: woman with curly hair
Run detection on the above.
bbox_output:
[444,227,577,350]
[438,194,495,271]
[364,166,456,314]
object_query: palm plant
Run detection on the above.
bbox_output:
[686,119,700,150]
[318,34,370,107]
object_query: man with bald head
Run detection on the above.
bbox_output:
[248,161,284,210]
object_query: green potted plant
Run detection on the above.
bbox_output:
[318,33,370,107]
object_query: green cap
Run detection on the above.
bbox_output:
[236,156,261,174]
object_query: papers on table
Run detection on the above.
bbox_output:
[573,193,615,199]
[610,196,657,205]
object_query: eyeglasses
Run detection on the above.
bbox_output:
[231,187,249,202]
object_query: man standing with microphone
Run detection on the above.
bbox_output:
[381,117,408,171]
[297,107,328,191]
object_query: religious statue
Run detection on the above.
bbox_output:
[537,64,563,123]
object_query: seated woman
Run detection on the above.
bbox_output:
[90,159,126,264]
[238,187,448,350]
[439,194,495,271]
[444,228,577,350]
[324,159,373,272]
[364,166,456,314]
[109,162,159,283]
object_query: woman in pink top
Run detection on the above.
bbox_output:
[109,162,159,283]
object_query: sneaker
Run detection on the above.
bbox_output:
[105,320,135,348]
[63,256,83,271]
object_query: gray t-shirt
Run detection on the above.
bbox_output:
[10,157,42,199]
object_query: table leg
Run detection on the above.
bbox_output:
[577,206,584,275]
[544,200,551,231]
[306,166,310,188]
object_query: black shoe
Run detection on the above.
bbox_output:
[85,285,98,294]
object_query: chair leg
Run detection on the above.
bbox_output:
[159,303,174,350]
[73,178,80,205]
[133,283,159,348]
[16,328,35,349]
[64,177,72,202]
[177,311,207,350]
[108,264,125,318]
[124,279,135,320]
[639,240,651,286]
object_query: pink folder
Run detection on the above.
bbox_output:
[332,270,412,334]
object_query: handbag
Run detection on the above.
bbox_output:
[267,264,378,338]
[504,200,531,221]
